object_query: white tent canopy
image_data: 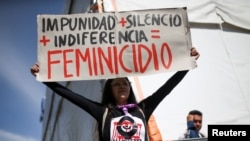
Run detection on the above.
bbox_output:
[102,0,250,30]
[41,0,250,140]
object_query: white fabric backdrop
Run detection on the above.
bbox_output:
[129,24,250,139]
[102,0,250,30]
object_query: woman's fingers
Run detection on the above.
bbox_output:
[30,63,39,76]
[191,47,200,60]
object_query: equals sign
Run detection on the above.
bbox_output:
[151,30,160,39]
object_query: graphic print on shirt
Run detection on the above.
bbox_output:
[111,114,145,141]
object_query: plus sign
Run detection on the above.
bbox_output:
[40,35,50,46]
[119,17,127,27]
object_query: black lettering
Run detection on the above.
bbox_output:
[61,18,69,31]
[81,32,89,45]
[161,14,168,26]
[68,34,75,46]
[92,16,100,30]
[137,15,145,26]
[68,18,78,31]
[126,15,133,28]
[107,15,116,30]
[78,17,88,30]
[58,35,66,47]
[109,32,115,44]
[99,32,108,44]
[118,30,148,44]
[90,31,98,44]
[46,18,59,31]
[173,14,182,26]
[151,14,161,25]
[99,17,107,30]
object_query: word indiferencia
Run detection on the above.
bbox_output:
[54,30,148,47]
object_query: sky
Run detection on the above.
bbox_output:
[0,0,65,141]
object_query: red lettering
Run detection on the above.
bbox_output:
[75,48,92,76]
[48,50,62,79]
[138,44,152,73]
[45,42,173,80]
[92,48,98,75]
[132,44,139,72]
[98,47,113,75]
[113,46,119,74]
[161,43,172,69]
[63,49,74,78]
[151,43,159,70]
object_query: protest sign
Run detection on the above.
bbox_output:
[37,7,196,81]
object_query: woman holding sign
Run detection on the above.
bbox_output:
[30,47,199,141]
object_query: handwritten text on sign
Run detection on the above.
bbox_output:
[37,8,196,82]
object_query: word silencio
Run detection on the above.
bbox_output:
[208,124,250,140]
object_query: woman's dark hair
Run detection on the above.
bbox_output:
[101,77,137,107]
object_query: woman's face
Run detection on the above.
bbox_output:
[111,78,131,105]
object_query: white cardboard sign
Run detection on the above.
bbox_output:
[37,8,196,81]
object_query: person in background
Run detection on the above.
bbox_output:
[31,48,200,141]
[179,110,207,139]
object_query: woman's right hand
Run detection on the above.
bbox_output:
[30,63,39,76]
